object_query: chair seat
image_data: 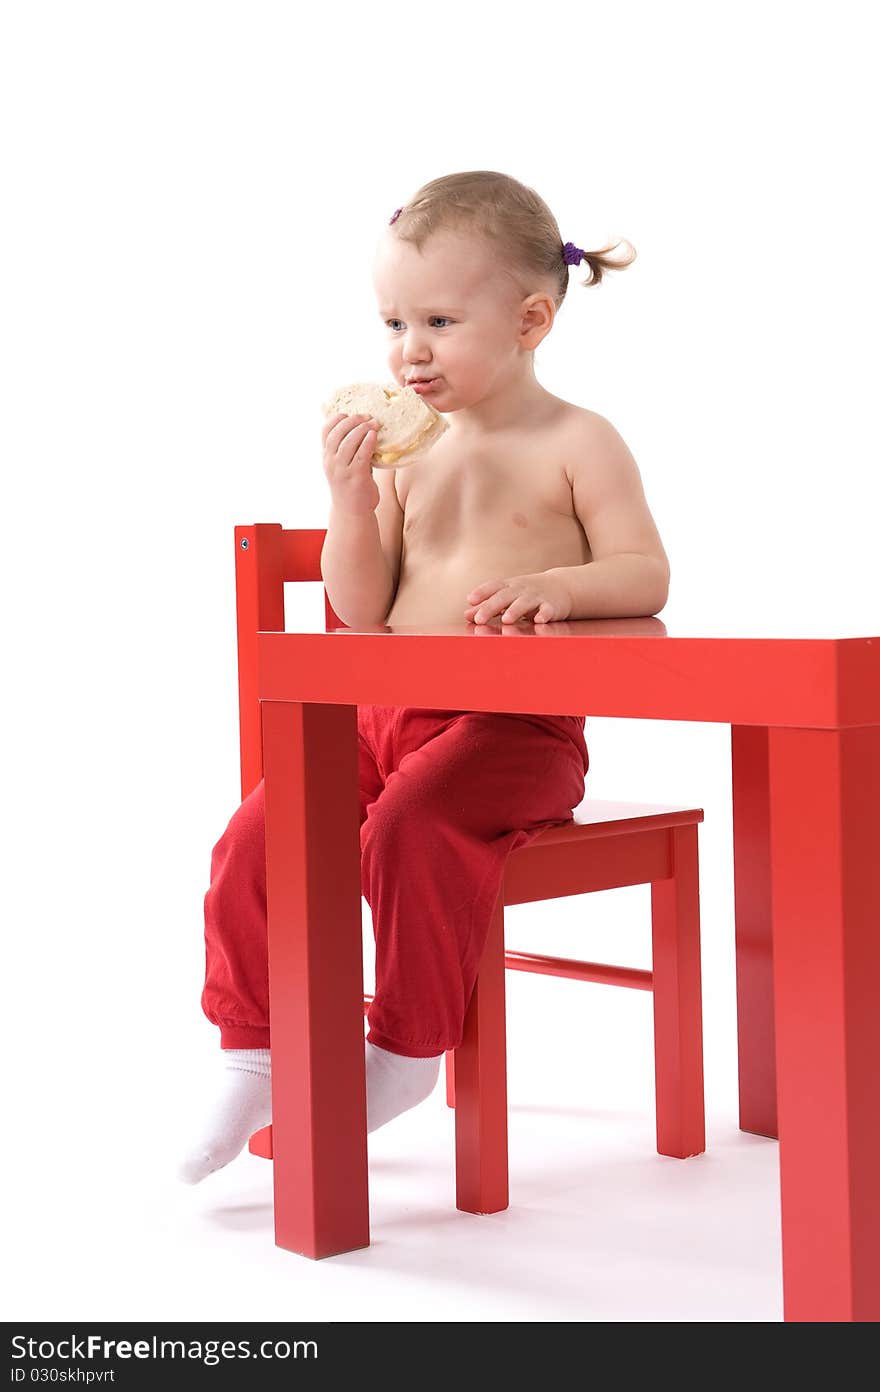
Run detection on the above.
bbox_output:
[504,798,704,904]
[527,798,704,849]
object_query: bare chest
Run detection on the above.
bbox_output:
[386,416,593,626]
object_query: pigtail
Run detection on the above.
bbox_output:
[572,237,637,289]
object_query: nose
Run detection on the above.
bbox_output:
[400,327,432,365]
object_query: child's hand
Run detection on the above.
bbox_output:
[322,412,382,517]
[465,571,573,624]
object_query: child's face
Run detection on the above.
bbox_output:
[373,228,536,413]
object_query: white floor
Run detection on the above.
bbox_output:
[7,967,783,1324]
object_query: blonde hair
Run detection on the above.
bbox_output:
[388,170,636,310]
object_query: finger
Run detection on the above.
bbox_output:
[536,601,561,622]
[471,598,496,622]
[323,412,365,447]
[346,425,376,466]
[501,594,538,623]
[473,590,512,623]
[328,414,379,449]
[321,411,348,443]
[338,422,375,465]
[466,580,505,603]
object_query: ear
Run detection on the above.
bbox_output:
[519,291,555,349]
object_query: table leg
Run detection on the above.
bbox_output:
[769,724,880,1321]
[730,725,778,1138]
[262,699,369,1258]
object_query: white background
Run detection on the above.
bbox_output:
[2,0,877,1325]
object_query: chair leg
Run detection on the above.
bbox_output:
[454,893,509,1213]
[445,1051,455,1108]
[650,823,706,1159]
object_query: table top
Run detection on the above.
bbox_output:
[258,614,880,729]
[328,616,880,642]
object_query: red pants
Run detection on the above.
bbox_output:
[201,705,589,1057]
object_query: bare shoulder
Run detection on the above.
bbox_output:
[559,405,669,574]
[558,405,635,487]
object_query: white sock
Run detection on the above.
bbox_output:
[365,1041,442,1133]
[177,1048,272,1185]
[177,1042,442,1184]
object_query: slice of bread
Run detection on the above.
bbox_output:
[321,381,448,468]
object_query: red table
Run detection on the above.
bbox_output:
[256,613,880,1322]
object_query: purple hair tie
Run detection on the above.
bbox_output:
[389,207,403,225]
[562,241,586,266]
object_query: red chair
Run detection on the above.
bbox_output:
[235,525,705,1218]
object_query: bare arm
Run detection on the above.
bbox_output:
[321,506,396,629]
[548,552,669,618]
[563,412,670,618]
[319,411,398,629]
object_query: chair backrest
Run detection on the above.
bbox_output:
[234,524,341,800]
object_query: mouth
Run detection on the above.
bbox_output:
[408,378,441,395]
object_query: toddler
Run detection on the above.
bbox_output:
[180,169,670,1183]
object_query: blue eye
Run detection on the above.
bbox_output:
[386,317,452,331]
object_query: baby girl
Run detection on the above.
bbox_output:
[180,169,670,1184]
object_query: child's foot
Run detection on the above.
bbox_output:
[177,1042,442,1183]
[177,1048,272,1184]
[365,1041,442,1132]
